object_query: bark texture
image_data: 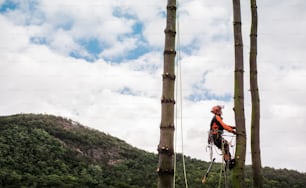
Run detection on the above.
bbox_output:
[250,0,263,187]
[157,0,176,187]
[232,0,247,187]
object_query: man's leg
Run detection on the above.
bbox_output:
[212,134,222,149]
[222,138,231,161]
[222,138,236,169]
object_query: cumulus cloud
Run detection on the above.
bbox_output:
[1,0,306,172]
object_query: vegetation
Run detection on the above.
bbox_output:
[0,114,305,187]
[0,114,156,187]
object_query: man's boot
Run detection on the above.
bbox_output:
[229,159,236,170]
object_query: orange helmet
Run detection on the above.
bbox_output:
[211,105,223,115]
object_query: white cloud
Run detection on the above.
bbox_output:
[100,37,137,58]
[0,15,29,52]
[1,0,306,173]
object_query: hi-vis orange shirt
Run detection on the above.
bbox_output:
[210,115,234,134]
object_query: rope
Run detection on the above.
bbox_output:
[173,113,177,188]
[177,10,189,188]
[218,137,225,188]
[208,134,234,188]
[218,161,224,188]
[174,1,189,187]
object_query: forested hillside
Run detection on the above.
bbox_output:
[0,114,305,187]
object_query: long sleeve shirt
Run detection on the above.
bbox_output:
[210,115,234,134]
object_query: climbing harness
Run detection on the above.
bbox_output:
[203,131,236,187]
[202,133,215,183]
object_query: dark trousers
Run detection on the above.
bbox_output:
[211,133,231,161]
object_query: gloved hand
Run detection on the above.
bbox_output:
[232,130,237,135]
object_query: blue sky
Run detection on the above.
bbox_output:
[0,0,153,63]
[1,0,306,172]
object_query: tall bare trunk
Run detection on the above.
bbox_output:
[157,0,176,187]
[232,0,246,187]
[250,0,263,187]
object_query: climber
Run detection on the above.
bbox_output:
[208,105,236,170]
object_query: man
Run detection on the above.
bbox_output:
[209,105,236,169]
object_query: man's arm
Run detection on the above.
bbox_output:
[215,115,235,133]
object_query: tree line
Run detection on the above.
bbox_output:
[0,114,305,187]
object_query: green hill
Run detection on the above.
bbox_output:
[0,114,305,187]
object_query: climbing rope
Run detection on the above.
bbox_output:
[206,132,236,188]
[173,1,189,187]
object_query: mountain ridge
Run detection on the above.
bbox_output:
[0,113,305,187]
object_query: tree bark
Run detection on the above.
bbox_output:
[250,0,263,187]
[157,0,176,187]
[232,0,247,187]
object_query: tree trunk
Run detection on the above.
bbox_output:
[232,0,247,187]
[157,0,176,187]
[250,0,263,187]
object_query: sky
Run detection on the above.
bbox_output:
[0,0,306,173]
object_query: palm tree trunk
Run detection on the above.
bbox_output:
[250,0,263,187]
[157,0,176,187]
[232,0,247,187]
